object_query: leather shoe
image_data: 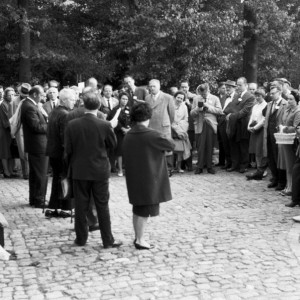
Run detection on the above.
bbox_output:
[285,202,297,208]
[239,168,247,174]
[73,239,86,246]
[275,185,285,191]
[89,225,100,232]
[103,240,123,249]
[267,182,277,188]
[194,168,203,174]
[246,172,263,180]
[134,242,154,250]
[207,168,216,174]
[226,167,236,172]
[35,202,47,209]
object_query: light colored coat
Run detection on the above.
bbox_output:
[190,93,222,134]
[145,91,175,139]
[262,98,288,157]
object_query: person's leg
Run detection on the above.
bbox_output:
[1,159,10,176]
[286,171,292,193]
[87,195,99,227]
[196,125,207,172]
[91,179,114,247]
[134,214,150,247]
[48,157,62,213]
[240,139,249,170]
[205,125,214,170]
[228,139,239,170]
[73,179,90,245]
[291,160,300,205]
[132,214,138,239]
[267,138,278,183]
[117,156,123,176]
[177,153,183,172]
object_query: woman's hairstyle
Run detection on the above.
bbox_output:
[290,90,300,104]
[4,87,14,100]
[83,91,100,110]
[118,91,130,101]
[130,102,152,123]
[174,91,186,101]
[254,88,266,98]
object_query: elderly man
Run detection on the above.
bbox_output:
[224,77,255,173]
[43,87,59,116]
[123,75,148,106]
[263,85,287,190]
[21,86,48,208]
[65,91,122,248]
[191,83,222,174]
[45,88,77,218]
[145,79,175,174]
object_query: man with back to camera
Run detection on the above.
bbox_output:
[64,91,122,248]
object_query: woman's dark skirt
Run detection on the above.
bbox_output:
[132,204,160,217]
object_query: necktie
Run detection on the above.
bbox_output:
[107,99,110,110]
[271,101,276,114]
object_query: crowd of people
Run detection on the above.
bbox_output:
[1,74,300,249]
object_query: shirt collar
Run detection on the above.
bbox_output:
[241,90,247,97]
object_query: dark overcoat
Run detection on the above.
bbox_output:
[123,124,175,206]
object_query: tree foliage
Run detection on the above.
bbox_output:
[0,0,299,88]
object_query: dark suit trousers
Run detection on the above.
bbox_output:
[218,123,231,166]
[292,158,300,204]
[217,125,225,165]
[267,136,286,186]
[73,179,114,246]
[196,121,214,169]
[229,138,249,169]
[28,154,48,205]
[48,157,63,210]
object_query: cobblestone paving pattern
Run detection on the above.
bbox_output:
[1,169,300,300]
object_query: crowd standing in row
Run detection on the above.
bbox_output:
[1,75,300,250]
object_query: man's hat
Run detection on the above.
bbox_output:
[273,78,291,86]
[224,80,237,87]
[18,83,31,97]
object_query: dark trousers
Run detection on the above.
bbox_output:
[217,127,225,165]
[218,123,231,166]
[292,158,300,204]
[48,157,63,210]
[267,137,286,186]
[28,154,48,205]
[196,121,214,169]
[229,138,249,169]
[73,179,114,246]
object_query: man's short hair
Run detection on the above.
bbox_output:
[83,92,100,110]
[180,80,189,86]
[46,87,58,95]
[130,102,152,123]
[237,77,247,84]
[270,85,282,93]
[29,85,44,96]
[49,80,59,88]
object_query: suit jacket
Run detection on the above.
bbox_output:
[43,100,56,117]
[20,98,47,154]
[67,106,105,122]
[262,98,288,157]
[224,91,255,140]
[46,106,69,158]
[99,96,119,115]
[190,93,222,134]
[123,124,175,206]
[128,86,148,107]
[65,114,117,180]
[145,91,175,139]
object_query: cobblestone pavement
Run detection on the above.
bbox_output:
[1,168,300,300]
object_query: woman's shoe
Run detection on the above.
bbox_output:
[178,169,184,173]
[3,173,11,178]
[134,242,154,250]
[280,190,292,196]
[59,211,71,218]
[117,171,123,177]
[45,210,59,218]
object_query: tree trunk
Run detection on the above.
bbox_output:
[243,1,258,83]
[18,0,31,82]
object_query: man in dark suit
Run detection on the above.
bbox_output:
[21,85,48,208]
[124,75,148,107]
[65,91,122,248]
[224,77,255,173]
[262,84,287,190]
